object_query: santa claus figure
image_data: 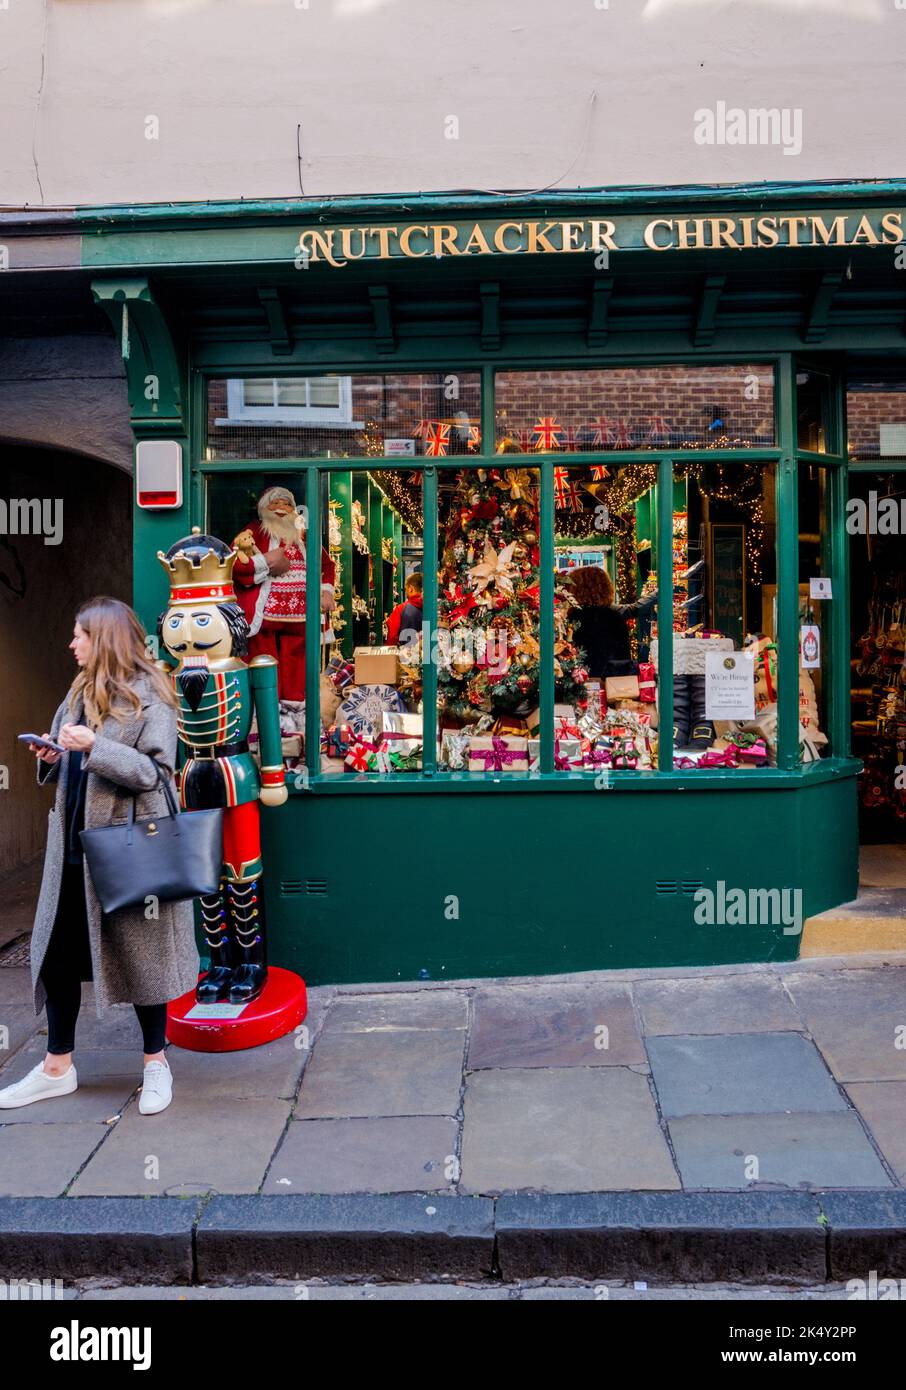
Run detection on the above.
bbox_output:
[232,485,336,702]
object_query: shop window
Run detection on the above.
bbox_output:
[494,365,775,453]
[798,465,834,764]
[665,460,782,770]
[436,464,541,773]
[320,468,425,775]
[551,463,661,773]
[796,369,831,454]
[848,470,906,826]
[207,372,481,461]
[847,371,906,462]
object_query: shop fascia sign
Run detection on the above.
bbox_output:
[295,208,905,268]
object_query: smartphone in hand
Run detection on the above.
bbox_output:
[18,733,65,754]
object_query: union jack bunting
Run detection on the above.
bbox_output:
[553,466,570,504]
[590,465,610,481]
[532,416,563,451]
[411,419,428,438]
[467,424,482,451]
[424,422,451,456]
[592,417,614,447]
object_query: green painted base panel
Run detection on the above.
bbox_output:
[224,777,860,986]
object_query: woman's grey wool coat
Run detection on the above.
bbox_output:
[30,673,200,1018]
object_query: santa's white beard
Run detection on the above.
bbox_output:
[258,508,298,546]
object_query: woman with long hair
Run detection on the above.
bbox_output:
[0,596,199,1115]
[567,564,658,678]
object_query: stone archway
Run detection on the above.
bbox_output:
[0,444,131,877]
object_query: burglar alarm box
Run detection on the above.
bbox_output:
[136,440,183,508]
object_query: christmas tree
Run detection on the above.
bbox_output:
[437,466,588,724]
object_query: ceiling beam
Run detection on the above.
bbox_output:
[693,274,725,347]
[258,287,292,356]
[368,284,396,353]
[803,270,844,344]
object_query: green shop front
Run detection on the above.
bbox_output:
[84,182,906,984]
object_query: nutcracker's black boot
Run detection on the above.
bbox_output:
[689,673,715,749]
[227,877,268,1005]
[196,885,234,1002]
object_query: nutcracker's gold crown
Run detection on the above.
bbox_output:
[157,528,238,605]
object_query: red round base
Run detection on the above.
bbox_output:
[166,967,307,1053]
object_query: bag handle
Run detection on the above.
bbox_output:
[124,757,181,846]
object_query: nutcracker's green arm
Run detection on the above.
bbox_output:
[249,655,285,796]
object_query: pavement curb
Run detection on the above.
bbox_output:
[2,1192,906,1285]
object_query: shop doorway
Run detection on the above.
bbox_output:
[0,444,131,880]
[848,469,906,846]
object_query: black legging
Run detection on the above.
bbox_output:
[40,862,168,1056]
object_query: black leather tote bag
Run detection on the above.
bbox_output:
[79,758,223,914]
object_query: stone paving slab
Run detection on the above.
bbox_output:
[667,1111,892,1190]
[460,1067,678,1194]
[318,989,469,1033]
[0,1122,107,1196]
[264,1116,459,1194]
[783,967,906,1082]
[468,984,645,1069]
[635,973,802,1037]
[0,1049,140,1124]
[844,1082,906,1184]
[165,1036,307,1102]
[68,1096,292,1196]
[296,1027,465,1118]
[647,1032,848,1117]
[0,968,44,1063]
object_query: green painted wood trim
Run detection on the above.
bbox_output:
[367,481,383,633]
[422,465,438,776]
[305,465,322,779]
[829,464,851,758]
[329,470,353,659]
[657,458,675,772]
[776,359,799,770]
[91,277,184,427]
[539,461,555,774]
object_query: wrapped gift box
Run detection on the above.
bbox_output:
[468,734,528,774]
[354,646,400,686]
[554,736,584,770]
[338,683,406,740]
[381,710,423,767]
[527,736,541,771]
[440,729,471,769]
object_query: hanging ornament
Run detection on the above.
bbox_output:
[517,674,533,694]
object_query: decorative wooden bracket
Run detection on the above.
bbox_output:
[258,287,293,356]
[480,282,500,351]
[804,270,844,344]
[587,276,614,348]
[693,274,725,347]
[368,285,396,354]
[91,277,184,430]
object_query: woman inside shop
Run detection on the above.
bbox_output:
[567,564,658,679]
[0,596,199,1116]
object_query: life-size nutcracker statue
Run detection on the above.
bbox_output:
[157,529,287,1007]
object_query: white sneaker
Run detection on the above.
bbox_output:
[138,1058,173,1115]
[0,1061,78,1109]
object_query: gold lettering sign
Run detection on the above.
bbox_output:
[295,211,905,266]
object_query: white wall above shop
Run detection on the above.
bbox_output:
[0,0,902,208]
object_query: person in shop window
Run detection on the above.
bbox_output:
[566,565,657,678]
[386,572,424,652]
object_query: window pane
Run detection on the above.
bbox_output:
[321,468,425,776]
[242,379,276,407]
[207,372,481,460]
[437,465,541,773]
[554,463,661,774]
[275,378,313,408]
[847,370,906,462]
[668,460,779,770]
[798,465,833,763]
[797,370,831,453]
[848,470,906,829]
[495,365,775,453]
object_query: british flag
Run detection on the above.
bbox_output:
[516,428,534,451]
[647,416,670,442]
[411,419,428,439]
[590,465,610,481]
[561,425,581,451]
[565,480,584,512]
[553,466,570,504]
[424,422,451,457]
[591,417,614,447]
[611,420,633,448]
[532,416,563,451]
[467,424,482,451]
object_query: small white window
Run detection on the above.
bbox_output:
[222,376,358,426]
